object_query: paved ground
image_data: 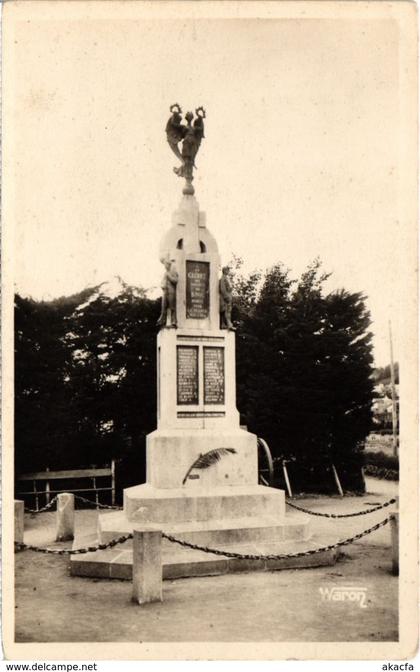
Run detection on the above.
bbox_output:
[15,477,398,643]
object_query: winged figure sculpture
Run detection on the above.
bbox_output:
[165,104,205,194]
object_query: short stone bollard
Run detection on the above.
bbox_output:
[14,500,24,545]
[132,527,163,605]
[390,511,399,576]
[56,493,75,542]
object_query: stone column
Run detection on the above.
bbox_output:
[56,492,75,542]
[132,528,163,605]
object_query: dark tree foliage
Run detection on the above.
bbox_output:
[15,282,160,493]
[15,287,98,475]
[233,259,374,493]
[63,281,160,488]
[373,362,399,384]
[15,260,374,496]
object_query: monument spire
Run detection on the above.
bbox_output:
[165,103,206,195]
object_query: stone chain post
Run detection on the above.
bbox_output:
[132,527,163,605]
[390,495,399,576]
[56,493,75,542]
[14,500,24,545]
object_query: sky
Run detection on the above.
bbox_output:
[7,5,411,365]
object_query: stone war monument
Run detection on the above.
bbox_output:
[71,105,336,580]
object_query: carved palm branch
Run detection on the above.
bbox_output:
[182,448,237,485]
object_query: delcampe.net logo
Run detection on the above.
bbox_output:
[319,585,368,608]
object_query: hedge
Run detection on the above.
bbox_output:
[364,449,399,481]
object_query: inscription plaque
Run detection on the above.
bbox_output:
[186,260,209,319]
[204,347,225,405]
[177,346,199,405]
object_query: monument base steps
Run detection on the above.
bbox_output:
[70,500,338,579]
[97,510,310,547]
[70,479,339,579]
[70,531,339,580]
[123,483,286,523]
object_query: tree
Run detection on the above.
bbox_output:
[15,282,160,492]
[233,259,374,493]
[14,288,97,475]
[373,362,399,385]
[63,281,160,484]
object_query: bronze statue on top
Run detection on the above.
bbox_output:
[166,104,205,195]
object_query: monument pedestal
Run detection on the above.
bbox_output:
[157,328,239,431]
[147,429,258,489]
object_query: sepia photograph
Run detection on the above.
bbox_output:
[2,0,418,662]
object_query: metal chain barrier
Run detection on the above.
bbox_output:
[286,497,396,518]
[15,532,133,555]
[74,494,122,510]
[161,516,391,559]
[14,516,391,559]
[24,496,58,515]
[23,494,121,513]
[23,494,396,518]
